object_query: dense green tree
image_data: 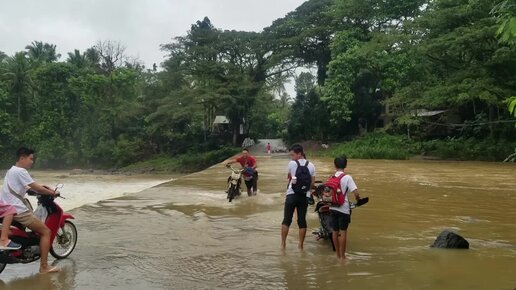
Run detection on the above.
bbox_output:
[1,0,515,167]
[161,17,278,145]
[396,0,516,137]
[321,0,515,139]
[287,72,329,142]
[1,52,32,122]
[492,0,516,122]
[264,0,337,85]
[492,0,516,45]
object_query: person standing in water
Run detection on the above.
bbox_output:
[281,144,315,250]
[266,142,271,154]
[329,156,361,261]
[225,148,259,196]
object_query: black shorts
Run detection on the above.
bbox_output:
[330,210,350,231]
[282,194,308,228]
[244,171,258,190]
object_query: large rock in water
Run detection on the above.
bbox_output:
[431,230,469,249]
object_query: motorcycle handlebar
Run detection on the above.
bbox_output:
[27,190,39,196]
[27,190,64,198]
[225,164,244,173]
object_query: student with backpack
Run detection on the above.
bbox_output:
[327,156,361,260]
[281,144,315,250]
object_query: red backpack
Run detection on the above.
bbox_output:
[321,174,346,206]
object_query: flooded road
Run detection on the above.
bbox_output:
[0,157,515,290]
[0,171,172,211]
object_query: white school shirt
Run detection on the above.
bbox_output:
[329,171,358,215]
[0,166,34,214]
[286,159,316,196]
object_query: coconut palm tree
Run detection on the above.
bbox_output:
[67,49,89,68]
[1,52,32,121]
[0,51,7,63]
[25,41,60,65]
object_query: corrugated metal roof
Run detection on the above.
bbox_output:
[213,116,229,124]
[411,110,446,117]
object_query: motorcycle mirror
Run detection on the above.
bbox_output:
[56,183,64,189]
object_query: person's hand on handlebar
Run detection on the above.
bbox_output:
[46,185,60,197]
[28,183,58,197]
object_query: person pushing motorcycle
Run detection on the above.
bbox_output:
[225,148,258,196]
[0,147,60,274]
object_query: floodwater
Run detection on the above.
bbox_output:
[0,157,515,290]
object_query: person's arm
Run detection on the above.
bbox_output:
[28,182,57,196]
[16,170,56,196]
[251,158,257,170]
[225,158,238,166]
[287,161,295,186]
[350,189,361,201]
[310,164,316,189]
[288,161,297,178]
[308,176,316,198]
[345,175,360,201]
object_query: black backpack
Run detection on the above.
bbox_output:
[292,160,312,195]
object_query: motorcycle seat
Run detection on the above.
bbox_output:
[318,204,330,213]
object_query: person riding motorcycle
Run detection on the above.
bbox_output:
[0,147,60,274]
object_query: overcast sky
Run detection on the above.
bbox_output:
[0,0,306,68]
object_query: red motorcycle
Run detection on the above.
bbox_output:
[0,184,77,274]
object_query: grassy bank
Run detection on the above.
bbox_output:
[310,133,516,161]
[122,146,241,173]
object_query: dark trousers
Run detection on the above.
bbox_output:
[244,171,258,192]
[282,194,308,228]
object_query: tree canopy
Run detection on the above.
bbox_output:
[1,0,515,167]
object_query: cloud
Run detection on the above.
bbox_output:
[0,0,305,68]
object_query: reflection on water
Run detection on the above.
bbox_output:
[1,259,76,290]
[1,158,515,289]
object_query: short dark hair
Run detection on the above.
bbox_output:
[242,148,249,152]
[334,156,347,169]
[17,147,35,161]
[289,144,304,154]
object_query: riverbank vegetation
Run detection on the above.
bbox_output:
[120,146,240,173]
[311,133,516,161]
[1,0,515,168]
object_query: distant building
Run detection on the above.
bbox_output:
[377,104,461,137]
[212,115,248,145]
[212,115,230,134]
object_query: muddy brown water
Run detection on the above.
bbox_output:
[0,157,515,290]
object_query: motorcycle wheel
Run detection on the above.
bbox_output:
[228,185,238,202]
[0,263,5,274]
[50,220,78,259]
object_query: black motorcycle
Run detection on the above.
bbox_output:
[311,182,369,251]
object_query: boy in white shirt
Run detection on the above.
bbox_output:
[329,156,361,260]
[281,144,316,250]
[1,147,59,273]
